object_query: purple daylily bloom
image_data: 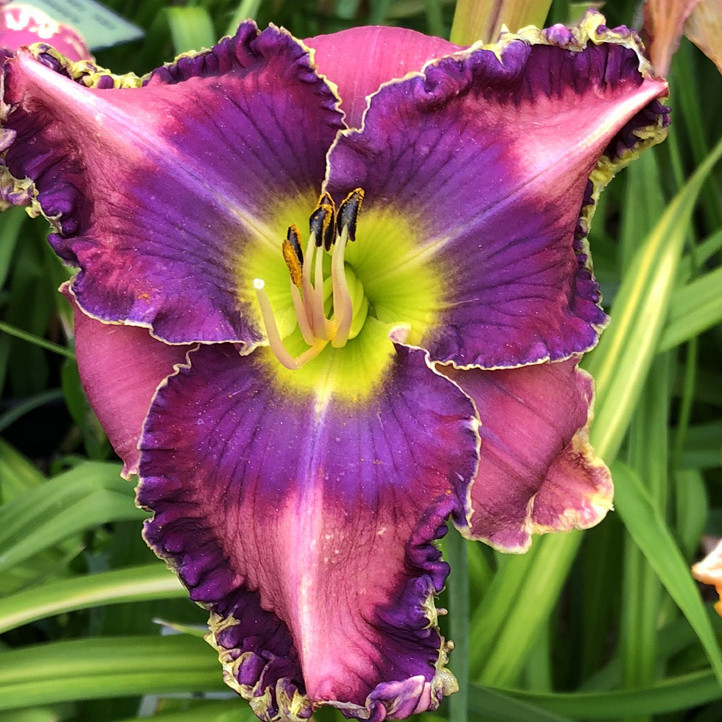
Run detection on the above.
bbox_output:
[0,12,668,720]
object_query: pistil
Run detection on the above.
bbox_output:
[253,189,365,370]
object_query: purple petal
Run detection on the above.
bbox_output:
[306,26,462,129]
[445,359,612,552]
[2,23,343,344]
[325,15,668,368]
[67,287,192,477]
[138,342,479,719]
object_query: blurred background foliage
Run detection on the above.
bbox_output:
[1,0,722,721]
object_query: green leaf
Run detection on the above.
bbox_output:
[0,462,142,574]
[0,207,27,290]
[115,700,254,722]
[680,422,722,470]
[677,227,722,282]
[612,460,722,686]
[0,321,75,360]
[165,7,216,54]
[466,685,573,722]
[0,564,184,634]
[472,532,582,685]
[1,707,74,722]
[620,356,671,718]
[0,389,65,435]
[495,670,722,717]
[468,547,537,676]
[444,527,469,722]
[0,636,225,711]
[674,469,709,559]
[0,439,45,502]
[659,264,722,350]
[226,0,263,35]
[584,132,722,464]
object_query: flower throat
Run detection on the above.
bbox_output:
[254,189,367,370]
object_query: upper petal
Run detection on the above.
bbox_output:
[324,13,669,369]
[138,341,479,720]
[2,22,344,344]
[445,359,612,552]
[306,26,462,128]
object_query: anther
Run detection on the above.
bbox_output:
[309,192,336,251]
[286,224,303,265]
[337,188,364,242]
[282,224,304,288]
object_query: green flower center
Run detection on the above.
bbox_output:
[254,190,366,369]
[247,190,443,402]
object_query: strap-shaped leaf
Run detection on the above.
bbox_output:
[613,459,722,686]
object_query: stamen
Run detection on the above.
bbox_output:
[282,225,303,287]
[313,236,328,338]
[337,188,364,242]
[309,192,336,251]
[253,188,368,370]
[290,282,316,346]
[301,229,317,325]
[254,279,327,370]
[331,226,353,347]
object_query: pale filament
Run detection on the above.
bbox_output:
[253,279,327,370]
[330,226,353,348]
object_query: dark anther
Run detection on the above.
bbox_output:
[282,224,304,287]
[286,224,303,265]
[337,188,364,242]
[309,192,336,251]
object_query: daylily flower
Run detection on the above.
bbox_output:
[693,538,722,616]
[0,11,669,720]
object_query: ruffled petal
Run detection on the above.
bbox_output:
[68,288,192,477]
[2,22,343,344]
[324,12,669,369]
[138,342,479,720]
[444,359,612,552]
[0,3,91,61]
[306,26,461,128]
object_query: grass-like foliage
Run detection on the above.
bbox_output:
[1,0,721,720]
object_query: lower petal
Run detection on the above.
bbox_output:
[138,342,479,719]
[444,359,612,552]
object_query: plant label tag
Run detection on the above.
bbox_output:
[14,0,144,49]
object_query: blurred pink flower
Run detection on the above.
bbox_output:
[0,2,89,61]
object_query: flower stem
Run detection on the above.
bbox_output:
[450,0,552,45]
